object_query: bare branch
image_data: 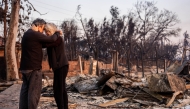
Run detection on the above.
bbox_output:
[26,0,47,15]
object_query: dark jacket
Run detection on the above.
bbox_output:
[43,33,68,70]
[20,29,58,70]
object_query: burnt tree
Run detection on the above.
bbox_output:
[61,20,79,61]
[132,1,180,76]
[5,0,20,80]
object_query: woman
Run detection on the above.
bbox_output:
[43,23,69,109]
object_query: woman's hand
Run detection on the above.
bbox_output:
[56,30,63,35]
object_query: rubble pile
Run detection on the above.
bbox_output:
[41,61,190,108]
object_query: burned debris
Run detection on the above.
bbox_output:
[40,54,190,109]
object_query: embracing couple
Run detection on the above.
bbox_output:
[19,18,69,109]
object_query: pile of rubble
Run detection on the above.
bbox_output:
[41,61,190,109]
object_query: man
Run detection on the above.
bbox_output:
[19,18,60,109]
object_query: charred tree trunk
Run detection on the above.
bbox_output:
[74,41,77,59]
[136,57,139,68]
[127,41,132,76]
[141,40,144,77]
[94,49,98,60]
[127,50,130,76]
[71,42,74,60]
[181,32,188,65]
[164,59,166,72]
[112,50,118,73]
[127,18,134,76]
[5,0,20,80]
[156,46,158,74]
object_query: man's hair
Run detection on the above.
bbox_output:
[32,18,46,27]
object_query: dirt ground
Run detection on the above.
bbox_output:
[0,83,105,109]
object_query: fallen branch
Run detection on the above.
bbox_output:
[133,99,159,106]
[88,103,131,108]
[99,97,129,107]
[166,91,182,107]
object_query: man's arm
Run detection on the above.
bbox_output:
[36,31,58,42]
[42,36,62,48]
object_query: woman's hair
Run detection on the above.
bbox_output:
[44,23,57,35]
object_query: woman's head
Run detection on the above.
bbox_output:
[44,23,57,36]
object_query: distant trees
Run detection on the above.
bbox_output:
[132,1,180,75]
[60,20,79,60]
[62,1,181,74]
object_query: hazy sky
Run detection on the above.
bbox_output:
[30,0,190,43]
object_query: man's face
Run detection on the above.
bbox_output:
[38,25,45,33]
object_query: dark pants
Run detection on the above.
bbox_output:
[53,65,69,109]
[19,70,42,109]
